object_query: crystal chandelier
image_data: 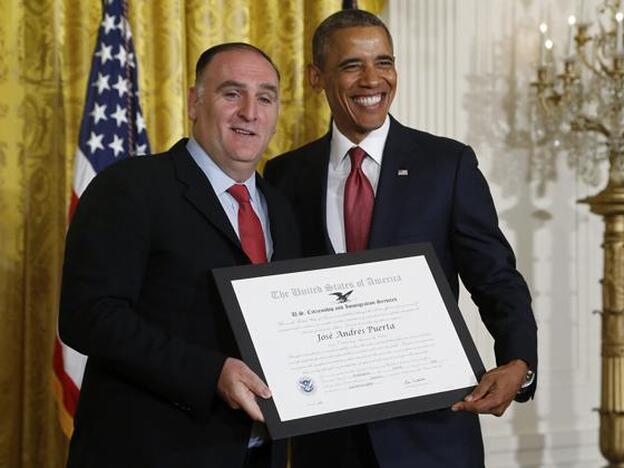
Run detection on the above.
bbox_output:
[530,0,623,188]
[530,2,624,466]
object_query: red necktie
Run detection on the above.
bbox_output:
[227,184,267,264]
[343,147,374,252]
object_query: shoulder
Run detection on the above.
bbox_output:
[278,135,328,160]
[388,118,479,179]
[90,143,180,187]
[104,144,178,175]
[79,143,183,211]
[390,117,471,158]
[266,135,328,173]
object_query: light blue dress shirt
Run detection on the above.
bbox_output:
[186,137,273,260]
[186,137,270,447]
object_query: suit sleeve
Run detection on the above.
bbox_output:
[58,163,226,417]
[450,147,537,396]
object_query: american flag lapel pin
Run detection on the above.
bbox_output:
[397,169,409,176]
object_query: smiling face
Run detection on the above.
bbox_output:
[188,48,279,182]
[309,26,396,144]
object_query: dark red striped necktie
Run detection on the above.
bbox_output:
[227,184,267,264]
[343,146,374,252]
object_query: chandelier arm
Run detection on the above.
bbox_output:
[595,46,616,77]
[530,5,624,466]
[538,93,558,114]
[572,116,611,137]
[578,46,609,78]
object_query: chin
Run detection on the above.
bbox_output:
[231,152,263,164]
[356,119,385,132]
[229,145,262,159]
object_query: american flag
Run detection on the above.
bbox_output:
[52,0,150,436]
[342,0,359,9]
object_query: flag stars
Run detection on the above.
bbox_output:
[102,13,117,35]
[80,8,150,166]
[112,76,131,98]
[110,104,128,127]
[92,73,110,94]
[86,131,104,154]
[108,134,125,157]
[136,112,146,133]
[117,17,132,41]
[115,45,127,67]
[95,43,113,64]
[90,103,107,124]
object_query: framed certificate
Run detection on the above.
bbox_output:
[213,243,485,439]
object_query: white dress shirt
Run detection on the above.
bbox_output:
[326,116,390,253]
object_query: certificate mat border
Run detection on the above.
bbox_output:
[213,243,485,439]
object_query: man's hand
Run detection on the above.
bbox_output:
[217,357,271,422]
[451,359,528,417]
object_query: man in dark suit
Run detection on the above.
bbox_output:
[59,43,299,468]
[264,9,537,468]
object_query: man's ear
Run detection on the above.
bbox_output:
[187,86,198,120]
[307,64,324,93]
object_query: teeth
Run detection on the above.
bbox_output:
[233,128,253,135]
[353,95,382,106]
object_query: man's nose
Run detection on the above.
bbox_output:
[238,96,258,121]
[359,64,380,87]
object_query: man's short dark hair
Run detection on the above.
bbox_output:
[194,42,281,84]
[312,9,394,68]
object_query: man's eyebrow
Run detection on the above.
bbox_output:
[216,80,245,92]
[258,83,279,95]
[215,80,278,96]
[338,55,395,68]
[338,58,363,68]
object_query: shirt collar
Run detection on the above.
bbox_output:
[329,115,390,169]
[186,137,258,201]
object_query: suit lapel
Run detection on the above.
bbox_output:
[257,175,285,261]
[171,140,242,251]
[310,133,335,254]
[256,172,282,262]
[261,132,334,260]
[368,117,427,249]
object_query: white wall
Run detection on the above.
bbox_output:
[382,1,605,466]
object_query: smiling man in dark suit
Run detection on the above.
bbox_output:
[59,43,299,468]
[264,9,537,468]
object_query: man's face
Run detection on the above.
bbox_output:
[310,26,397,144]
[188,48,279,181]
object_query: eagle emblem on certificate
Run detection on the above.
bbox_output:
[297,376,316,394]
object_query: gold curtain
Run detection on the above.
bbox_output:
[0,0,385,466]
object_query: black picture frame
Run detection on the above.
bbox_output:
[213,243,485,439]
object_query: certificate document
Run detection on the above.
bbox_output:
[214,244,484,439]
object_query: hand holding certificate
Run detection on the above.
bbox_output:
[214,243,485,439]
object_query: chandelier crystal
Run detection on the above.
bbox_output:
[530,0,624,188]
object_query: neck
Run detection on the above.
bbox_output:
[334,123,370,145]
[221,165,256,183]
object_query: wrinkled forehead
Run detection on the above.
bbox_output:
[318,25,393,63]
[322,26,394,63]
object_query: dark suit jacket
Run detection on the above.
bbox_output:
[264,117,537,468]
[59,139,300,468]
